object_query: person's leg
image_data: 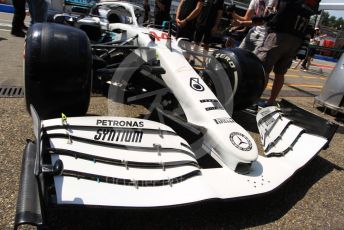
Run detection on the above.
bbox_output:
[11,0,26,36]
[27,0,35,25]
[267,73,284,105]
[154,12,170,27]
[306,58,311,69]
[256,33,279,88]
[193,28,204,64]
[301,53,308,68]
[266,34,303,105]
[301,48,315,70]
[301,56,310,70]
[253,32,266,55]
[176,26,194,61]
[32,0,49,23]
[154,14,162,27]
[143,3,150,23]
[292,58,302,69]
[239,28,256,51]
[306,54,314,69]
[201,28,213,65]
[162,13,171,23]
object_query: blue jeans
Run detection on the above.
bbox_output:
[28,0,49,25]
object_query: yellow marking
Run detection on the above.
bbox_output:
[266,83,322,89]
[285,74,326,80]
[284,83,323,89]
[269,73,326,80]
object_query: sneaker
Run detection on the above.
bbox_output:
[257,100,269,108]
[11,29,26,38]
[300,65,308,71]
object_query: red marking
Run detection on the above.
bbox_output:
[149,31,169,41]
[161,32,169,40]
[150,31,160,41]
[311,63,335,69]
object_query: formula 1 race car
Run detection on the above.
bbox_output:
[14,1,338,229]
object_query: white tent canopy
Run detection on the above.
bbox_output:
[319,1,344,10]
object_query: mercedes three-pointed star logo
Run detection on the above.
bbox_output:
[229,132,252,151]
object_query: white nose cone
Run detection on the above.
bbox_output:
[205,121,258,171]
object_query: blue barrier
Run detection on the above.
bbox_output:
[0,4,14,13]
[314,54,339,63]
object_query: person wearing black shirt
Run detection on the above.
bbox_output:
[175,0,203,41]
[154,0,172,26]
[256,0,320,107]
[194,0,224,52]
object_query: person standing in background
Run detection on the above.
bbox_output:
[256,0,321,107]
[194,0,224,55]
[27,0,49,25]
[301,27,326,71]
[175,0,203,41]
[175,0,203,62]
[229,0,277,54]
[11,0,27,37]
[154,0,172,26]
[143,0,150,23]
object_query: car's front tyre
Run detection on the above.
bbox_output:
[207,48,266,111]
[25,23,92,119]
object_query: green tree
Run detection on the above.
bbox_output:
[321,11,330,26]
[335,17,343,30]
[328,15,337,27]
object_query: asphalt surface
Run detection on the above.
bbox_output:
[0,12,344,230]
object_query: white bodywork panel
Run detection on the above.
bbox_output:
[40,111,327,207]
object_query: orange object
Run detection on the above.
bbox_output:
[322,39,335,56]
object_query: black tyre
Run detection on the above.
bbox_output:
[25,23,92,119]
[207,48,266,111]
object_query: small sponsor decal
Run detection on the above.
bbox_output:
[200,99,224,111]
[214,53,236,69]
[214,117,234,124]
[264,116,276,127]
[260,108,276,117]
[96,119,144,128]
[94,129,143,143]
[200,99,218,103]
[229,132,252,151]
[190,78,205,91]
[205,106,224,111]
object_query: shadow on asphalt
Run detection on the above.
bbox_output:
[334,125,344,134]
[314,106,344,130]
[303,68,331,77]
[38,156,342,230]
[0,36,7,42]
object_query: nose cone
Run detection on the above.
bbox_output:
[206,124,258,170]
